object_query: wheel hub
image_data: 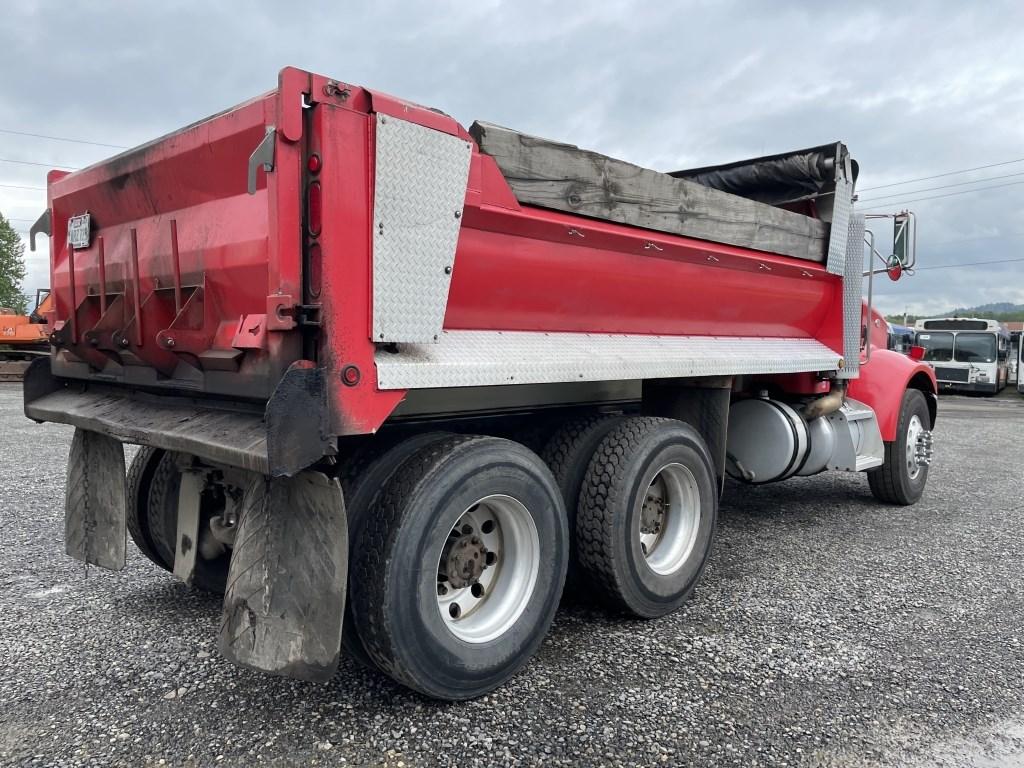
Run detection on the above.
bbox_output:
[435,495,540,644]
[905,415,933,480]
[442,534,488,588]
[638,463,701,576]
[640,487,666,536]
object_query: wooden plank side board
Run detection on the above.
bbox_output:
[469,121,829,262]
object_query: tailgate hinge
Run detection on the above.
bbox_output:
[29,208,52,252]
[247,127,277,195]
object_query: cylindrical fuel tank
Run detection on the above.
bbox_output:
[796,415,836,476]
[726,398,809,484]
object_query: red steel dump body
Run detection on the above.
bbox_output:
[30,67,927,477]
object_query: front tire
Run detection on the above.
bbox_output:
[576,417,717,619]
[868,388,932,505]
[351,435,568,700]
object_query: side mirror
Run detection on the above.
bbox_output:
[909,345,926,361]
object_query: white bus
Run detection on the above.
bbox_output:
[913,317,1010,395]
[1018,331,1024,394]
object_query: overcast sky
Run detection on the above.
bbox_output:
[2,0,1023,317]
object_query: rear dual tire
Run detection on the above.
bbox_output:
[124,448,229,593]
[576,417,718,618]
[350,435,568,700]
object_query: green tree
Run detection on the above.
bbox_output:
[0,212,28,315]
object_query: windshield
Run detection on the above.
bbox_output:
[916,332,953,362]
[954,333,996,363]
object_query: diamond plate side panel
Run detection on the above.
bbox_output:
[372,114,473,343]
[837,213,866,380]
[375,332,843,390]
[825,153,854,276]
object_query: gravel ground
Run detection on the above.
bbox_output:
[1,384,1023,767]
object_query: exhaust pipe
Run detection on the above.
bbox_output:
[803,381,846,421]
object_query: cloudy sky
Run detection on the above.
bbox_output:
[2,0,1023,317]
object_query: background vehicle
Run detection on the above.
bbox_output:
[1010,329,1020,387]
[887,322,915,354]
[914,317,1010,395]
[1018,330,1024,394]
[23,67,936,700]
[0,288,52,381]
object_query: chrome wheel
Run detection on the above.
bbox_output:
[905,414,931,480]
[638,463,701,576]
[436,494,540,644]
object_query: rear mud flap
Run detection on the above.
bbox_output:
[65,428,127,570]
[218,471,347,682]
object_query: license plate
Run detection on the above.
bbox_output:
[67,213,91,249]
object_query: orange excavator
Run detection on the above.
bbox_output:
[0,288,52,381]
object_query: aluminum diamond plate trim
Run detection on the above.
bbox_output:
[375,331,843,390]
[837,213,866,380]
[372,114,473,343]
[825,152,854,276]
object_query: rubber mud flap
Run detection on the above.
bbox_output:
[65,428,127,571]
[218,471,347,682]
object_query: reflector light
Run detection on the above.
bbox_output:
[307,154,322,174]
[308,242,322,299]
[886,255,903,282]
[307,182,322,236]
[909,345,925,361]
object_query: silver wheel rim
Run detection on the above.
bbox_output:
[638,463,701,576]
[906,414,924,480]
[435,494,540,644]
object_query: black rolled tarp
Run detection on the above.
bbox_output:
[669,143,857,208]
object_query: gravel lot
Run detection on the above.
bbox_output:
[1,384,1023,767]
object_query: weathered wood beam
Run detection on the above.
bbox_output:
[469,121,829,262]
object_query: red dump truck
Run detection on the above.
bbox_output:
[25,67,936,700]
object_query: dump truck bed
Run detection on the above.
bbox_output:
[29,67,860,474]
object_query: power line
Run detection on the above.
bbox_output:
[859,157,1024,192]
[0,183,46,191]
[0,128,127,150]
[915,256,1024,271]
[858,170,1024,203]
[859,179,1024,210]
[0,157,80,170]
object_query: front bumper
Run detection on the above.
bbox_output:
[937,380,998,394]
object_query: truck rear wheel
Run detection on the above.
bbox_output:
[337,431,452,669]
[868,388,932,505]
[126,446,168,570]
[576,417,717,619]
[540,413,624,594]
[351,435,567,700]
[126,448,229,593]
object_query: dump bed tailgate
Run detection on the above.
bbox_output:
[44,85,305,400]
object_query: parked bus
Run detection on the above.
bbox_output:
[913,318,1010,395]
[1018,331,1024,394]
[887,323,916,354]
[1010,330,1020,387]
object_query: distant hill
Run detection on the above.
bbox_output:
[886,302,1024,325]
